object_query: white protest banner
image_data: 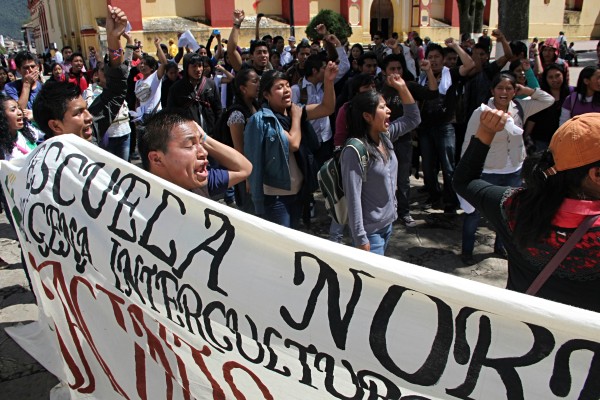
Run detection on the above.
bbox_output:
[1,135,599,400]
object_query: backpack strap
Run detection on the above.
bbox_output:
[513,100,525,123]
[344,138,369,182]
[196,76,207,98]
[299,84,308,105]
[526,214,600,295]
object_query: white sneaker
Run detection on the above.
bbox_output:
[401,215,417,228]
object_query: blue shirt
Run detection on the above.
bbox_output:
[5,80,43,109]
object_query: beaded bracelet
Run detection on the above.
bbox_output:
[233,23,241,29]
[108,47,124,60]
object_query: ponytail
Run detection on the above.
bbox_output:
[513,150,600,248]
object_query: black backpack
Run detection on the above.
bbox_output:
[318,138,369,225]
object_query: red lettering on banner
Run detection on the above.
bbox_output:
[96,284,127,331]
[159,325,192,400]
[128,304,175,399]
[29,253,130,398]
[223,361,274,400]
[135,343,148,400]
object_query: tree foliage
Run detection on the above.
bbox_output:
[305,10,352,44]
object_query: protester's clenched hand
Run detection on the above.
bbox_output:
[477,109,508,144]
[233,9,245,24]
[387,73,406,91]
[290,103,302,121]
[324,61,339,81]
[316,24,329,37]
[420,59,431,72]
[358,243,371,251]
[107,5,128,39]
[444,37,458,48]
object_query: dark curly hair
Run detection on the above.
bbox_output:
[0,95,36,160]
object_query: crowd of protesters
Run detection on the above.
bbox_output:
[1,6,600,310]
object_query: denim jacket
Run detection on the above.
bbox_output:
[244,106,291,214]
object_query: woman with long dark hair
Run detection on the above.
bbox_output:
[244,64,338,228]
[348,43,364,75]
[525,63,572,151]
[455,111,600,312]
[559,65,600,125]
[215,68,260,212]
[0,95,38,161]
[341,74,420,254]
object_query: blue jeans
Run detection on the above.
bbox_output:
[367,224,393,255]
[101,134,131,162]
[393,135,412,217]
[263,194,301,229]
[419,124,457,206]
[329,220,345,243]
[461,171,522,255]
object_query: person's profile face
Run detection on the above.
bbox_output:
[155,121,209,190]
[52,96,94,141]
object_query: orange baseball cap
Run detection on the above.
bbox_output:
[547,113,600,174]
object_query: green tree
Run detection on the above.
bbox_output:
[305,10,352,44]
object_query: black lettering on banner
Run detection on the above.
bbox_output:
[139,189,184,267]
[356,370,402,400]
[280,252,373,350]
[263,327,291,377]
[108,238,145,303]
[203,301,232,352]
[314,352,362,399]
[44,205,70,257]
[27,203,92,272]
[28,202,50,256]
[231,314,266,365]
[447,314,555,399]
[107,173,151,242]
[82,164,120,219]
[370,285,453,386]
[284,338,318,388]
[29,142,63,195]
[401,396,432,400]
[139,260,158,311]
[171,209,235,297]
[176,283,205,335]
[53,154,88,206]
[550,339,600,399]
[155,270,185,328]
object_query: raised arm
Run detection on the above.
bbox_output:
[305,61,338,120]
[227,9,245,71]
[255,13,263,41]
[200,126,253,187]
[445,38,474,77]
[386,74,421,141]
[106,5,127,67]
[154,38,168,80]
[492,29,512,68]
[420,60,438,91]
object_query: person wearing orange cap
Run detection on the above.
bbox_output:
[454,111,600,312]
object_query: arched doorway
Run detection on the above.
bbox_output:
[370,0,394,39]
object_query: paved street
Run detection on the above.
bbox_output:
[1,39,598,399]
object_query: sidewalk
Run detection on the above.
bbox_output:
[0,211,58,399]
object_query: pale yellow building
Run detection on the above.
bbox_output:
[27,0,599,58]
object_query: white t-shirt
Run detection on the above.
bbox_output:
[133,70,162,120]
